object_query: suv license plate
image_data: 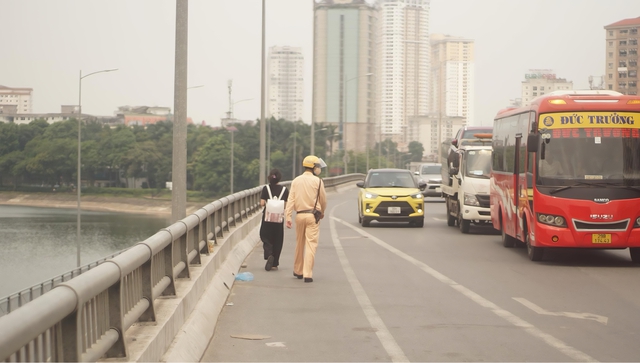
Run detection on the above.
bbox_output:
[388,207,401,214]
[592,234,611,244]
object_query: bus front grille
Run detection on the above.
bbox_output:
[572,219,630,232]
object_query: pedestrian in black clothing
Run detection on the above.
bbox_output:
[260,169,289,271]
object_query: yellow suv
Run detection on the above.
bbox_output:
[356,168,426,227]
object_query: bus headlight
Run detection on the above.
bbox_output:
[464,193,479,206]
[537,213,567,227]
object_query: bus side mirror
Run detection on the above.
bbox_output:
[527,134,539,152]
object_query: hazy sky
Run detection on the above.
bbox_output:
[1,0,638,127]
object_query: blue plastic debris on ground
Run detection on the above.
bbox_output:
[235,272,254,281]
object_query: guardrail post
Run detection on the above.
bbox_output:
[139,259,156,322]
[104,282,126,358]
[60,312,80,361]
[191,224,202,264]
[223,203,230,232]
[176,233,190,279]
[161,243,176,297]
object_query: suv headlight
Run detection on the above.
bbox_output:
[537,213,567,227]
[364,192,378,199]
[411,193,424,199]
[463,193,479,206]
[634,217,640,228]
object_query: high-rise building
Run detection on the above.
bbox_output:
[604,17,639,95]
[267,45,305,122]
[0,85,33,114]
[429,34,474,156]
[313,0,378,154]
[520,69,573,106]
[378,0,430,148]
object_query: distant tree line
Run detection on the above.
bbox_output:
[0,118,424,195]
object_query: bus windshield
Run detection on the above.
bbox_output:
[465,149,491,179]
[536,128,640,187]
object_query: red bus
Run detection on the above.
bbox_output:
[490,90,640,262]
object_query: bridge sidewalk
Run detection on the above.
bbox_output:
[164,185,389,362]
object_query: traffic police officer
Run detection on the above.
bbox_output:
[285,155,327,283]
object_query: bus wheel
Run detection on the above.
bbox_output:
[630,248,640,264]
[446,201,455,227]
[459,214,470,234]
[526,230,544,261]
[500,214,516,248]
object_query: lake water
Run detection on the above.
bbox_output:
[0,205,170,297]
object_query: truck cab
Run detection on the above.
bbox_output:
[441,134,492,233]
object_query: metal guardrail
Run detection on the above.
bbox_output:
[0,174,364,362]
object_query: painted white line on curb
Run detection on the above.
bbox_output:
[333,216,598,363]
[329,205,409,363]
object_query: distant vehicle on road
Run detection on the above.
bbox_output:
[414,163,442,198]
[356,168,426,227]
[442,126,493,186]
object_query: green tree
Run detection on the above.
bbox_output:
[192,132,240,193]
[408,141,425,162]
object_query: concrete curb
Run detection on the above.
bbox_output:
[161,227,261,362]
[118,213,262,363]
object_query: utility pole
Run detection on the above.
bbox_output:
[171,0,188,223]
[259,0,267,185]
[310,0,316,156]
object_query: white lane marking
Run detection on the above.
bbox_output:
[329,206,409,363]
[514,298,608,325]
[266,342,286,348]
[333,216,598,363]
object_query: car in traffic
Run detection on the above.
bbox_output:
[414,163,442,198]
[356,168,426,227]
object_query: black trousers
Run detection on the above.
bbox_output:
[259,219,284,267]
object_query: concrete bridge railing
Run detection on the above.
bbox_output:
[0,174,364,362]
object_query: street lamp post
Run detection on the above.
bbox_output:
[259,0,267,185]
[228,126,237,193]
[343,72,373,175]
[77,68,118,267]
[312,127,327,158]
[292,121,297,179]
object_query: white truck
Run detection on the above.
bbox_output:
[441,134,492,233]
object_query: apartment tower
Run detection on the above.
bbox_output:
[378,0,430,148]
[313,0,378,155]
[267,46,305,122]
[604,17,639,95]
[430,34,475,153]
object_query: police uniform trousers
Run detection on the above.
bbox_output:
[294,213,320,279]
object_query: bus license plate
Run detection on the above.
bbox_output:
[388,207,401,214]
[592,234,611,244]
